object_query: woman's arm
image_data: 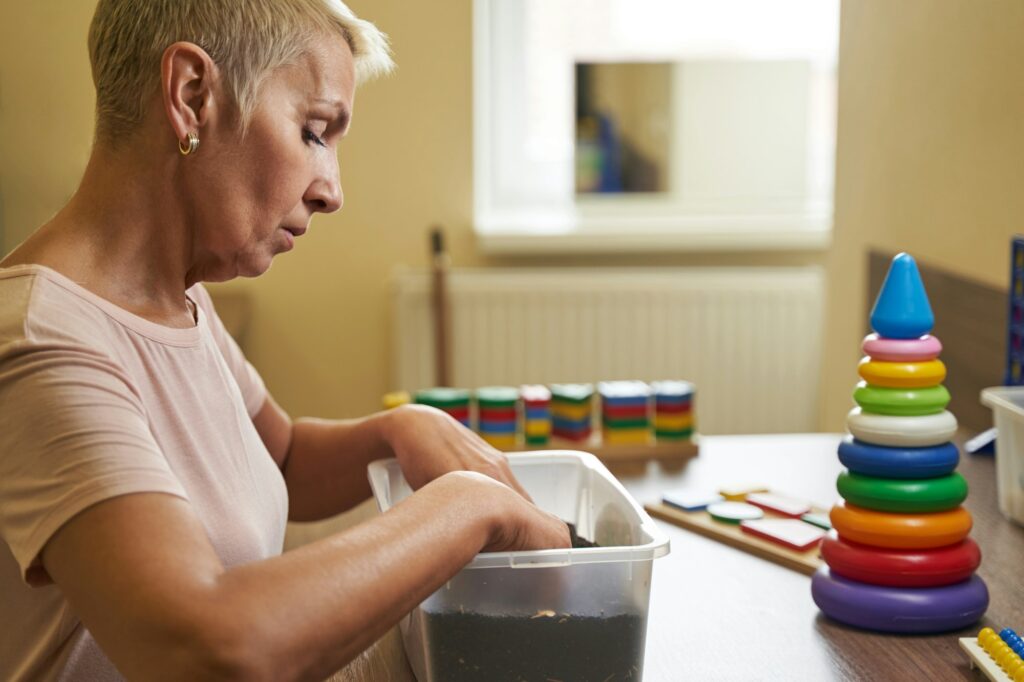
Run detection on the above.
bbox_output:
[43,472,569,681]
[254,397,532,522]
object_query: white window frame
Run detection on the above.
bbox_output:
[472,0,838,254]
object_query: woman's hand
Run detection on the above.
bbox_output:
[382,404,533,500]
[436,471,571,552]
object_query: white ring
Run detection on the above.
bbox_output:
[846,408,957,447]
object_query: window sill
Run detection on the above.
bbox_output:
[474,213,832,255]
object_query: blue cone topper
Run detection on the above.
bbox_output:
[870,253,934,339]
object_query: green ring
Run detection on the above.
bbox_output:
[836,471,967,513]
[853,383,950,416]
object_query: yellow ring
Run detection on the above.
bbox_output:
[857,357,946,388]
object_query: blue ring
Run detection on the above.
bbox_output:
[837,436,959,479]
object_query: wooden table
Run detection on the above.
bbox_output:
[329,433,1022,681]
[606,433,1024,681]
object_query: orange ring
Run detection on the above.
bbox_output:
[857,358,946,388]
[830,501,972,549]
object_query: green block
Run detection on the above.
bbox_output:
[414,387,471,408]
[602,416,649,430]
[475,386,520,407]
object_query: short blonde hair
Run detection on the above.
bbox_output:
[88,0,393,143]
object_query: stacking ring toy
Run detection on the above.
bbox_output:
[830,501,972,549]
[858,358,946,388]
[846,408,957,447]
[811,567,988,633]
[852,382,950,416]
[821,532,981,587]
[836,471,967,513]
[837,437,959,478]
[862,333,943,362]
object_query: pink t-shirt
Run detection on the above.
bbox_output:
[0,265,288,680]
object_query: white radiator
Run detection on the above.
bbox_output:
[392,267,824,434]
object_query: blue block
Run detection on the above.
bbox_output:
[552,415,591,432]
[478,419,517,434]
[525,407,550,420]
[869,253,934,339]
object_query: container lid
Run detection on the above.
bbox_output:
[368,450,670,569]
[981,386,1024,422]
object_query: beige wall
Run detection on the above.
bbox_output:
[821,0,1024,429]
[2,0,1020,429]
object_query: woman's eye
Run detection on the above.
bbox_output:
[303,128,327,148]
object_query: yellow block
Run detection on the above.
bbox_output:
[603,428,651,445]
[525,420,551,437]
[653,413,693,431]
[858,358,946,388]
[383,391,411,409]
[551,402,591,421]
[482,434,517,450]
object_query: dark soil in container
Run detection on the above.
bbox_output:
[421,524,644,681]
[423,611,645,681]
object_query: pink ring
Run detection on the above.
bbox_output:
[862,334,942,362]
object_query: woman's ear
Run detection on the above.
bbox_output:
[161,41,219,144]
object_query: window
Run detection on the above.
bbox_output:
[473,0,840,253]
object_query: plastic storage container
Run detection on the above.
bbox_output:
[368,450,670,682]
[980,386,1024,525]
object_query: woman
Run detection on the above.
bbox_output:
[0,1,570,679]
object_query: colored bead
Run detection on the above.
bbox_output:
[846,408,957,448]
[869,252,935,339]
[858,358,946,388]
[836,471,967,513]
[852,382,950,416]
[862,333,942,362]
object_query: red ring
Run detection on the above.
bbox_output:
[821,531,981,587]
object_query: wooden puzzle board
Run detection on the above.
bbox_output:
[517,433,699,464]
[644,499,826,575]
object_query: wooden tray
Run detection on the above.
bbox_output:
[645,498,826,575]
[514,432,699,464]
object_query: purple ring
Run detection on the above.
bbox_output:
[811,567,988,633]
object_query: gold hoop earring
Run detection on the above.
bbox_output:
[178,131,200,156]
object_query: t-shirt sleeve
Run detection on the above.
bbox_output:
[0,338,188,587]
[190,285,267,418]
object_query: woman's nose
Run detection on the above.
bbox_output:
[305,160,343,214]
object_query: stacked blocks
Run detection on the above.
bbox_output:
[651,380,695,441]
[475,386,519,449]
[550,384,594,442]
[521,384,552,446]
[812,252,989,633]
[599,381,651,445]
[415,387,471,427]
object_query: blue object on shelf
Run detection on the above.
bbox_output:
[870,253,935,339]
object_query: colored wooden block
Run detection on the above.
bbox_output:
[740,519,826,551]
[746,492,811,518]
[653,413,693,431]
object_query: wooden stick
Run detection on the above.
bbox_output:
[429,226,451,387]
